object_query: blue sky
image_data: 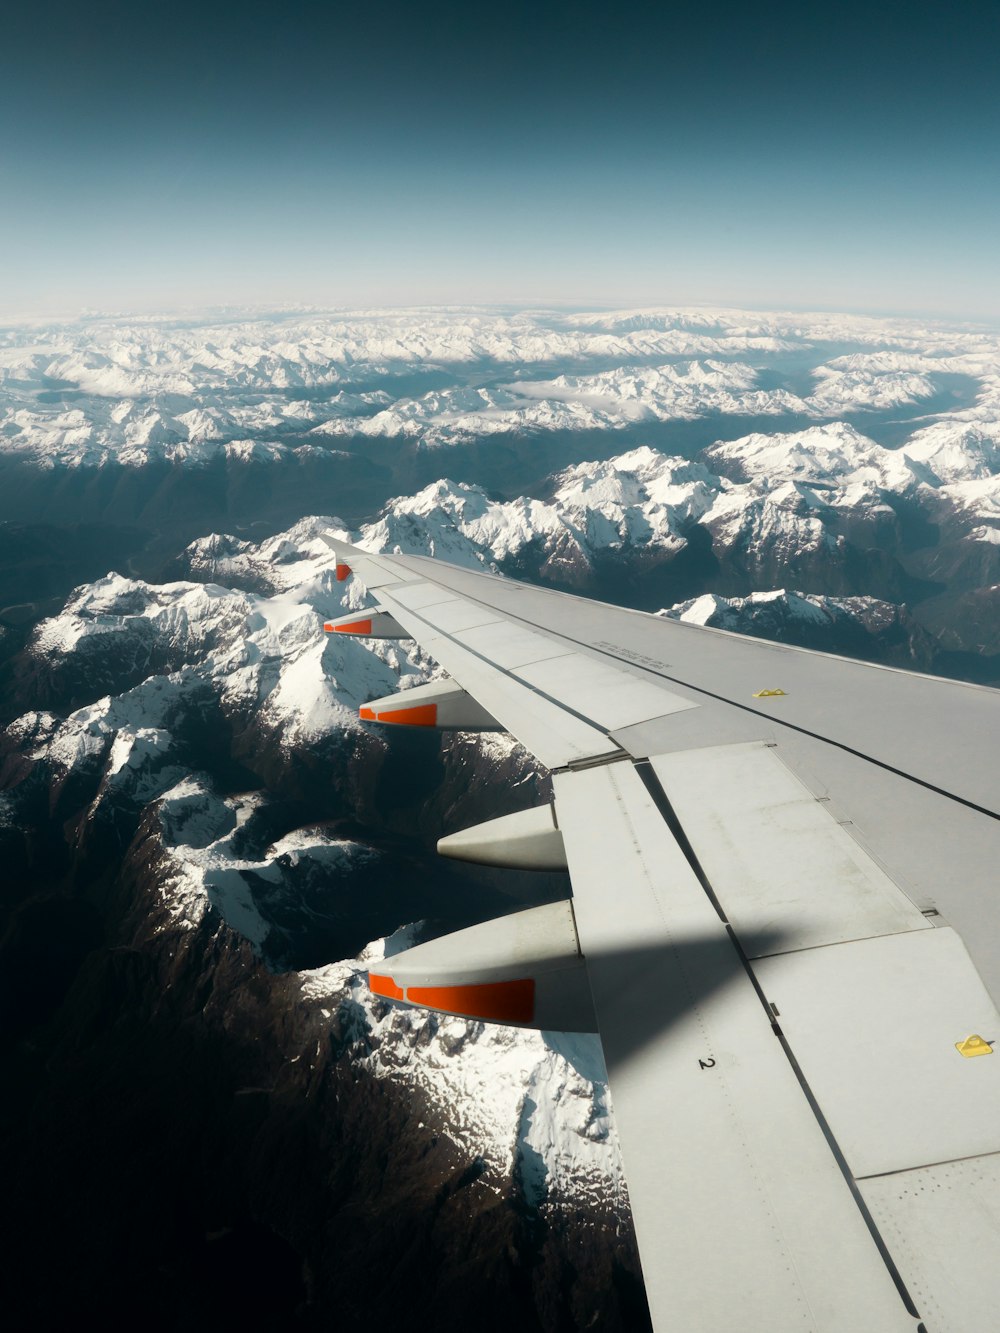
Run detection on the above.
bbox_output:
[2,0,998,317]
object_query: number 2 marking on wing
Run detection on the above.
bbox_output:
[698,1057,716,1070]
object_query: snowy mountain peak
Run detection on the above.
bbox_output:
[707,421,891,484]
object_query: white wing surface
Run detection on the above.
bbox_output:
[324,536,1000,1333]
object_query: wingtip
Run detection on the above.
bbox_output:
[319,532,362,559]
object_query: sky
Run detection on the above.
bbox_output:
[1,0,999,318]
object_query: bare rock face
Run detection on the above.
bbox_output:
[1,754,648,1331]
[0,521,647,1330]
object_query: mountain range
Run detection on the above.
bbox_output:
[4,305,1000,1329]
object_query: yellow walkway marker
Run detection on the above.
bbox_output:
[955,1034,993,1058]
[753,688,787,698]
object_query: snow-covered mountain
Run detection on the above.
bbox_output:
[1,505,640,1322]
[659,588,940,669]
[351,447,717,580]
[281,426,1000,602]
[6,304,1000,1330]
[3,441,991,1045]
[313,358,949,446]
[1,304,998,466]
[7,414,1000,1218]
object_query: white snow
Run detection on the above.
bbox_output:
[298,932,625,1207]
[23,524,433,768]
[660,588,902,634]
[3,304,999,463]
[155,778,376,944]
[355,448,724,570]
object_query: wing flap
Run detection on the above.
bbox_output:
[861,1156,1000,1333]
[552,761,917,1332]
[755,928,1000,1179]
[650,741,931,955]
[437,618,570,669]
[513,651,698,730]
[405,632,619,766]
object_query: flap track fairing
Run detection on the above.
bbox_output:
[360,678,501,731]
[368,900,596,1031]
[324,607,411,639]
[438,803,567,870]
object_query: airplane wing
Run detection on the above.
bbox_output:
[322,536,1000,1333]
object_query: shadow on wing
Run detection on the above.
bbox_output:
[580,926,787,1071]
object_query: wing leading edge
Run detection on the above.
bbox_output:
[323,536,1000,1333]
